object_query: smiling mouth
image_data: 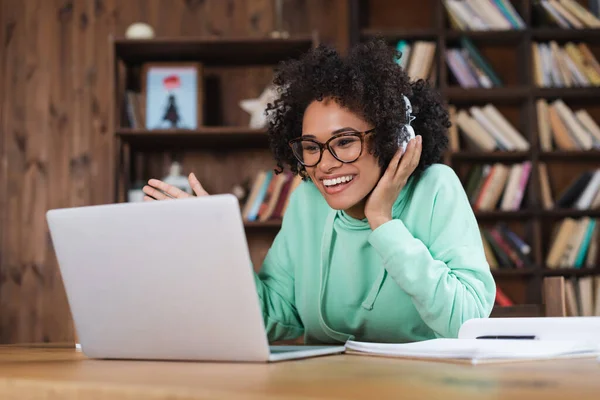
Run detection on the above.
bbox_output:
[322,175,355,194]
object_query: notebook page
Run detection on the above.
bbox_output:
[345,339,598,361]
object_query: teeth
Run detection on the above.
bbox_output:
[323,175,353,187]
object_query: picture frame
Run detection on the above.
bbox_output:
[141,62,203,130]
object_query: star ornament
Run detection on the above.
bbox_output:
[239,85,278,129]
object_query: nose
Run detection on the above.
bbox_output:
[318,147,342,172]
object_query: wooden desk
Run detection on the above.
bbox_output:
[1,345,599,399]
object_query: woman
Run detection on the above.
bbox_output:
[143,39,496,344]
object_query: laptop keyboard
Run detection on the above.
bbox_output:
[270,346,328,353]
[269,346,304,353]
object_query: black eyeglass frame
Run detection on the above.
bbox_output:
[288,128,375,167]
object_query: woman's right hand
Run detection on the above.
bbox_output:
[142,172,209,201]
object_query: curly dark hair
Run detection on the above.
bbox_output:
[265,38,450,179]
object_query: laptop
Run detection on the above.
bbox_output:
[46,194,345,362]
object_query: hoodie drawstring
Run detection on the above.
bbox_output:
[317,210,355,343]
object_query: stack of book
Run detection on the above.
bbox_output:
[481,222,533,269]
[534,0,600,29]
[537,99,600,150]
[464,162,532,211]
[546,217,598,269]
[532,41,600,87]
[563,276,600,317]
[241,170,302,222]
[453,104,530,151]
[396,40,437,83]
[446,37,502,88]
[443,0,525,30]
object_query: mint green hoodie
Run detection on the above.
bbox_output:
[253,164,496,344]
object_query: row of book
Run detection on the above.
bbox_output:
[444,0,525,30]
[464,162,600,213]
[534,0,600,29]
[546,217,599,269]
[448,99,600,153]
[481,222,533,269]
[400,38,600,90]
[464,162,531,211]
[396,41,437,83]
[537,99,600,151]
[532,41,600,87]
[563,276,600,316]
[241,170,302,222]
[446,37,502,88]
[495,276,600,317]
[451,104,530,152]
[445,0,600,32]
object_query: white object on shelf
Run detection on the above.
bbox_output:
[239,86,278,129]
[128,181,145,203]
[125,22,155,39]
[163,162,192,195]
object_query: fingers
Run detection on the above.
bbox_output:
[145,178,191,199]
[142,183,173,201]
[384,144,405,179]
[394,135,422,182]
[189,173,208,197]
[411,135,423,169]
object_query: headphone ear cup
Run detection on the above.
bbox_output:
[397,125,415,152]
[405,124,416,141]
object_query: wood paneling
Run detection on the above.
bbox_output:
[0,0,349,344]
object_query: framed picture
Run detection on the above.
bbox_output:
[142,62,203,130]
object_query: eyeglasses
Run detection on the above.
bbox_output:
[289,129,374,167]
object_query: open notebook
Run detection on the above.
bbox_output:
[346,317,600,364]
[345,339,598,365]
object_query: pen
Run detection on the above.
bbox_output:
[476,335,537,340]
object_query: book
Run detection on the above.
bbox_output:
[345,338,597,365]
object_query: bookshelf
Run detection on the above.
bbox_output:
[111,35,317,268]
[349,0,600,309]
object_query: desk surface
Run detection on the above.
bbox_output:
[1,345,599,400]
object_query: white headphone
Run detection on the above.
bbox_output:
[398,94,416,152]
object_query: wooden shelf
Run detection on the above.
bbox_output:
[445,29,525,43]
[444,87,529,103]
[475,210,534,220]
[450,150,531,162]
[113,35,315,66]
[492,269,537,277]
[443,28,600,43]
[116,127,268,149]
[491,304,543,318]
[539,150,600,161]
[531,28,600,42]
[540,209,600,219]
[533,87,600,99]
[244,220,282,229]
[360,28,439,41]
[543,267,600,277]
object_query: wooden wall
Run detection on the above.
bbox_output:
[0,0,349,344]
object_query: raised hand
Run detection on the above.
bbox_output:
[364,135,422,230]
[142,172,209,201]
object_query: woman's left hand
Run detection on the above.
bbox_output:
[364,135,422,230]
